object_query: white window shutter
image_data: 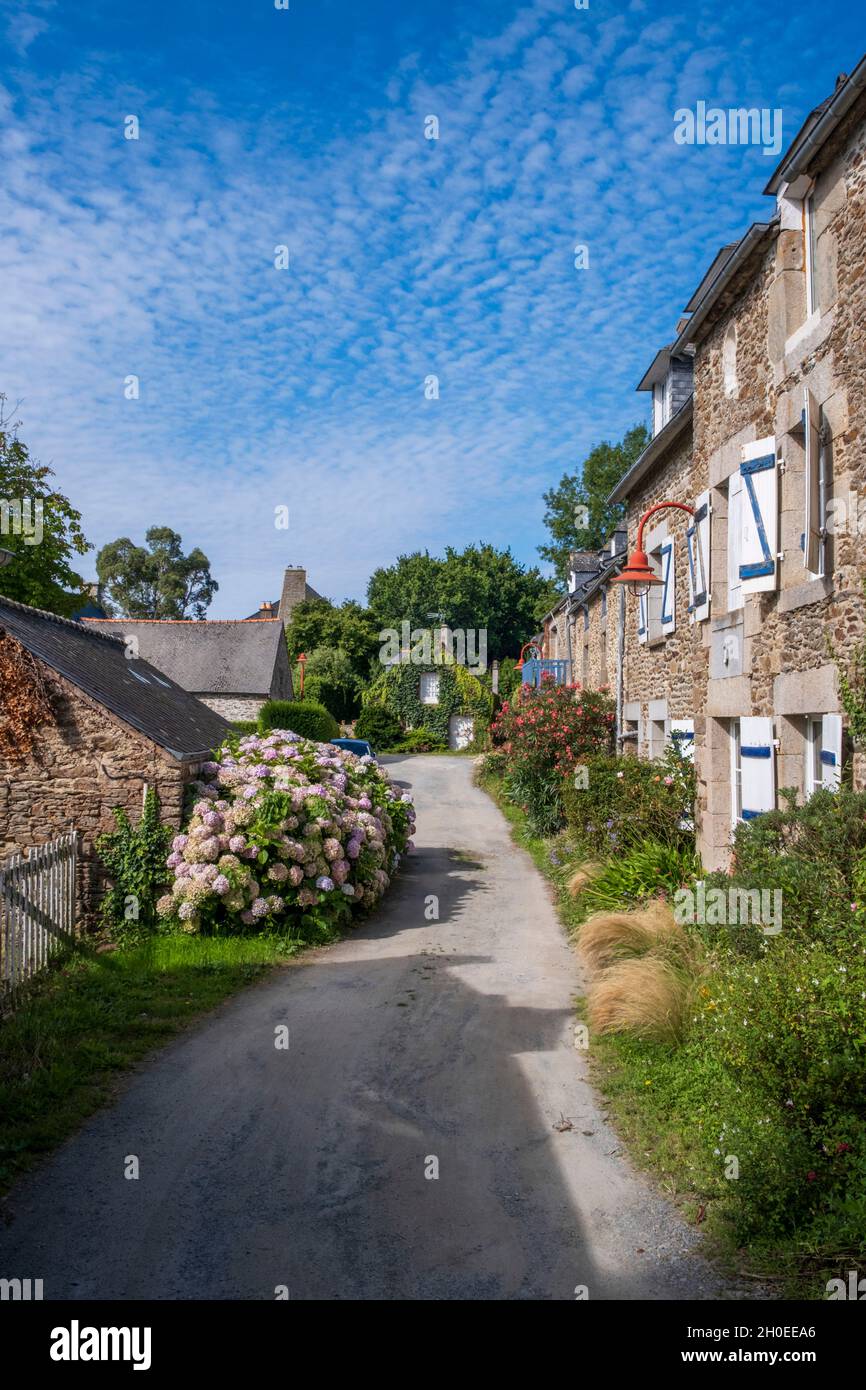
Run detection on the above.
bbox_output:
[637,591,648,644]
[739,716,775,820]
[740,436,778,593]
[803,387,822,573]
[821,713,842,791]
[687,491,711,622]
[661,541,675,635]
[669,718,694,761]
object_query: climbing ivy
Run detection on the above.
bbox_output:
[362,660,493,743]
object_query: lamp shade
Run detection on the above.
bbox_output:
[609,547,663,595]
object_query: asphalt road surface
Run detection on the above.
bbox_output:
[0,755,736,1301]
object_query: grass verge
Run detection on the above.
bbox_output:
[0,932,313,1198]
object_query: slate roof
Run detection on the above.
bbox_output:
[0,597,231,760]
[83,617,285,697]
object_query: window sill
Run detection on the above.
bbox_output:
[778,574,833,613]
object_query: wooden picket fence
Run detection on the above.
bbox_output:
[0,830,77,1000]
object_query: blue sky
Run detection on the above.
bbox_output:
[1,0,862,616]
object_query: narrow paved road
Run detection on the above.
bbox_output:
[1,756,733,1300]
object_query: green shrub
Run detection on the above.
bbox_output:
[703,786,866,947]
[258,699,338,743]
[95,789,173,943]
[390,728,448,753]
[491,682,615,835]
[361,660,493,744]
[355,704,403,749]
[577,840,701,918]
[562,744,696,854]
[231,720,258,735]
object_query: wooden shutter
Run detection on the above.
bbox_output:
[739,716,775,820]
[803,387,822,574]
[740,436,778,594]
[638,591,648,645]
[661,540,675,636]
[821,713,842,791]
[687,491,711,622]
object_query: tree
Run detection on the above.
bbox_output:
[0,399,91,616]
[367,543,557,660]
[96,526,218,619]
[538,423,649,584]
[302,646,362,722]
[284,598,381,678]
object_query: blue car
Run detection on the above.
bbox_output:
[330,737,376,760]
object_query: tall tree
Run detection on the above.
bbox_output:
[539,423,649,584]
[367,543,556,659]
[284,598,381,677]
[96,526,218,619]
[0,399,91,616]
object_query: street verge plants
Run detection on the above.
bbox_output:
[157,729,415,937]
[489,679,615,834]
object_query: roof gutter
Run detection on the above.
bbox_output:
[764,55,866,195]
[670,220,776,358]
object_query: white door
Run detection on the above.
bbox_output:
[448,714,474,750]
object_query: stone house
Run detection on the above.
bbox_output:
[608,57,866,868]
[542,537,626,697]
[84,617,293,724]
[0,597,230,918]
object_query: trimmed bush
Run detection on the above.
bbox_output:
[354,704,403,749]
[258,699,338,743]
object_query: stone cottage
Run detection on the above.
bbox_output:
[607,56,866,868]
[541,537,626,702]
[84,617,293,724]
[0,596,231,918]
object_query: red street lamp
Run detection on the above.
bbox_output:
[516,640,542,671]
[610,500,695,596]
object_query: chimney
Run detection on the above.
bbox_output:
[258,601,274,617]
[278,567,307,629]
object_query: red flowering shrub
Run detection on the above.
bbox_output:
[490,677,615,833]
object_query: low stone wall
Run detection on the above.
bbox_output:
[197,693,266,723]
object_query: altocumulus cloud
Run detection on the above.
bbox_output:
[0,0,849,613]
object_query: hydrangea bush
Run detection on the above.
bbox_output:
[156,730,415,935]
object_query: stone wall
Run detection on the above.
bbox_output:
[0,650,196,924]
[198,693,266,723]
[621,424,696,757]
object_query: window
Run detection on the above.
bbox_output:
[730,718,742,825]
[599,627,607,679]
[804,193,818,318]
[419,672,440,705]
[653,382,665,434]
[805,714,842,794]
[601,586,607,618]
[581,644,589,686]
[726,473,743,611]
[805,716,824,796]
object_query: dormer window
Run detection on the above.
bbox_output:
[652,381,667,434]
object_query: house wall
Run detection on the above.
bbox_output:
[0,655,197,923]
[198,693,267,723]
[621,426,696,760]
[624,89,866,870]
